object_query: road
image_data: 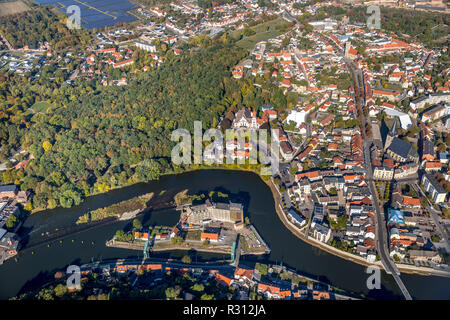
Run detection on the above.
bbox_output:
[318,31,412,299]
[355,64,413,300]
[83,257,235,274]
[69,68,79,81]
[412,182,450,253]
[232,239,241,267]
[0,32,13,51]
[282,10,298,24]
[365,152,412,299]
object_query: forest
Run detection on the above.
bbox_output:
[0,2,320,212]
[330,6,450,49]
[0,41,252,210]
[0,6,92,49]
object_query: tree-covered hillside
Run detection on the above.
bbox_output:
[321,5,450,49]
[0,6,92,49]
[15,44,246,209]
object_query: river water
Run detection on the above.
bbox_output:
[0,169,449,299]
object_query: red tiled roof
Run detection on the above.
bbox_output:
[201,232,218,241]
[216,273,232,286]
[425,161,442,169]
[234,267,254,280]
[403,196,420,207]
[328,143,338,151]
[296,170,319,180]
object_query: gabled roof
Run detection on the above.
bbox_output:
[387,137,417,160]
[403,196,420,207]
[234,267,254,280]
[215,273,232,286]
[0,185,17,193]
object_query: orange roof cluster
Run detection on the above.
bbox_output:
[257,283,290,298]
[201,232,218,241]
[313,290,330,300]
[320,114,335,126]
[296,170,320,181]
[134,232,149,239]
[328,142,338,151]
[297,146,312,161]
[215,273,232,286]
[234,267,253,280]
[138,264,162,271]
[425,161,442,169]
[403,196,421,207]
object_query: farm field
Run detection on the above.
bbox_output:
[233,18,290,50]
[0,0,30,16]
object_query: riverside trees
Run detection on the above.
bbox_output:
[1,42,247,210]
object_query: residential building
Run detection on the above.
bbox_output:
[135,42,157,53]
[421,173,447,203]
[421,104,447,122]
[408,250,442,263]
[373,166,394,180]
[312,224,331,243]
[0,185,17,201]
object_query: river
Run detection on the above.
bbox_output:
[0,169,449,299]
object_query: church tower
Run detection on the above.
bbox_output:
[384,120,397,151]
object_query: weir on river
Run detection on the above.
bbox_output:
[1,170,449,300]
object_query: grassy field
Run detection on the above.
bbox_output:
[24,101,53,116]
[232,18,290,50]
[0,1,30,17]
[32,101,53,112]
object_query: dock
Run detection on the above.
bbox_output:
[248,224,271,254]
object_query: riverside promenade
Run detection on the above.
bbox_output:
[266,179,450,279]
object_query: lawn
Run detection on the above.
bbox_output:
[24,101,53,116]
[232,18,291,50]
[374,78,404,92]
[32,101,53,112]
[185,230,201,241]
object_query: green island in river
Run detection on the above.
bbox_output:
[76,192,154,224]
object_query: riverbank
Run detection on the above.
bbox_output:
[106,239,233,256]
[28,165,264,216]
[107,221,271,258]
[265,178,450,278]
[2,169,450,300]
[20,165,450,278]
[14,256,359,301]
[76,192,154,224]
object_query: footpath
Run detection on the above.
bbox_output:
[266,179,450,278]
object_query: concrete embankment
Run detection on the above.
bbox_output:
[106,239,232,255]
[265,179,450,278]
[248,225,271,254]
[106,238,269,257]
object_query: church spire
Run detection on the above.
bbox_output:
[389,119,397,136]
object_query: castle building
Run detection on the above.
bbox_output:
[184,200,244,225]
